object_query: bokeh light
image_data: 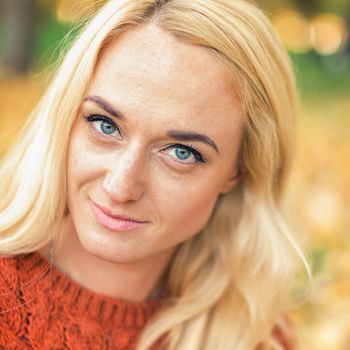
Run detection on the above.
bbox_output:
[310,14,348,56]
[274,10,348,56]
[274,10,311,53]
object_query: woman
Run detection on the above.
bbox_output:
[0,0,306,349]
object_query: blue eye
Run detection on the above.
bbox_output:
[175,147,191,160]
[100,120,116,135]
[84,115,121,137]
[166,144,205,164]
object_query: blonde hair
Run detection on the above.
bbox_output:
[0,0,307,348]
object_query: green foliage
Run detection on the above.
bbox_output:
[290,51,350,96]
[0,23,4,54]
[33,19,79,69]
[309,246,327,277]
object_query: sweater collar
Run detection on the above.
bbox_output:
[14,252,165,328]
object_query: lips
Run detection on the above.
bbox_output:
[90,201,148,232]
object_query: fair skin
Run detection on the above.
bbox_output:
[45,23,243,302]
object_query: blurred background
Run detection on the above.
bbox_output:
[0,0,349,348]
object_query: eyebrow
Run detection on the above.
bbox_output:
[167,130,219,153]
[83,95,125,120]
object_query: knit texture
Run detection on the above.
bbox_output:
[0,253,295,349]
[0,253,161,349]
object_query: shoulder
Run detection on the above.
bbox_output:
[0,254,25,313]
[0,253,41,312]
[0,254,21,295]
[0,255,30,348]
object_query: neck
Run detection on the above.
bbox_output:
[39,215,175,302]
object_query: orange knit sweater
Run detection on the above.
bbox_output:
[0,253,161,349]
[0,253,295,349]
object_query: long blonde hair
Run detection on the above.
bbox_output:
[0,0,307,348]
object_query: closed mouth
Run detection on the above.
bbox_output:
[90,200,148,232]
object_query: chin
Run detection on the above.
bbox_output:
[75,228,146,264]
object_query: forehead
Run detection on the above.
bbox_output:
[89,23,242,135]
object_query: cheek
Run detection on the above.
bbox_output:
[66,128,107,191]
[157,180,220,241]
[67,144,88,197]
[67,150,95,188]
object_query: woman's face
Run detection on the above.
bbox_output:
[67,24,243,264]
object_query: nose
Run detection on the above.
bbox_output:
[102,144,147,203]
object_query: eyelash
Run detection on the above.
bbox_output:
[164,143,205,163]
[83,114,206,164]
[84,114,122,136]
